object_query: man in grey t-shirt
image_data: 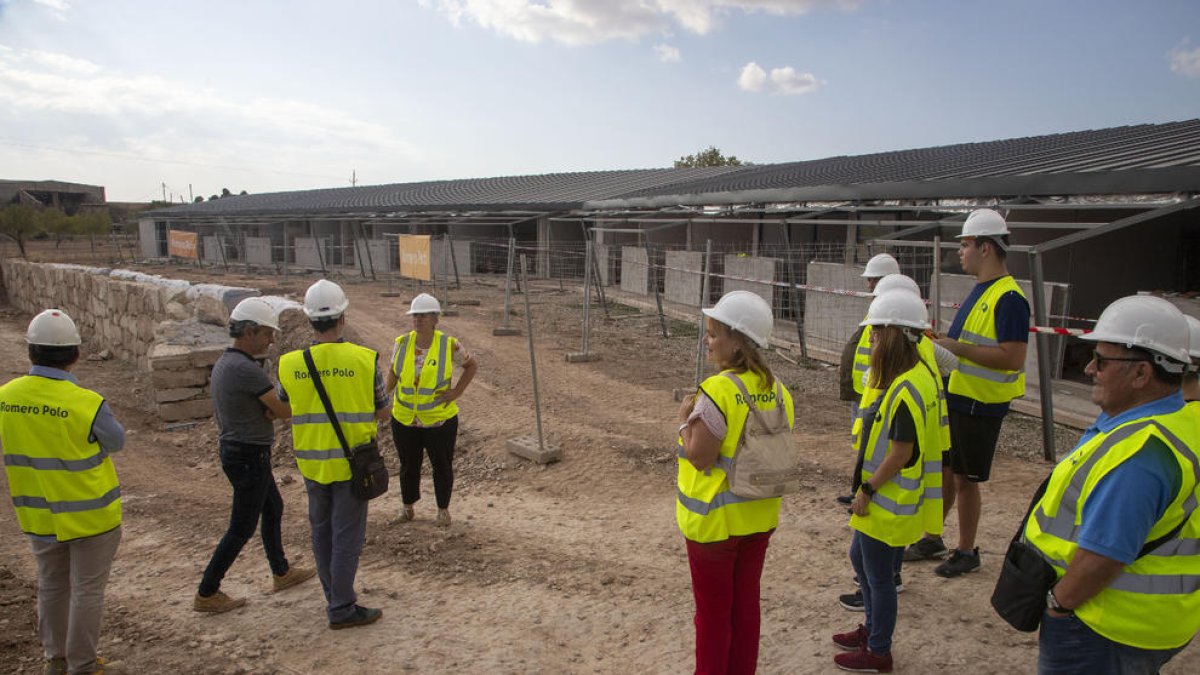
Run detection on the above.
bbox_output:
[194,298,314,613]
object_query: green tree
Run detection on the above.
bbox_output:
[39,208,74,248]
[0,204,42,258]
[674,146,746,168]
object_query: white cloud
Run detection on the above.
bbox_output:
[421,0,857,45]
[739,61,822,94]
[738,61,767,91]
[31,0,71,21]
[654,44,681,63]
[1170,39,1200,78]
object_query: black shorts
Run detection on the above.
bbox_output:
[946,410,1005,482]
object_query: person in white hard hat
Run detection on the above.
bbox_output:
[906,209,1031,579]
[676,290,795,674]
[194,297,314,614]
[1183,315,1200,403]
[840,254,901,411]
[1019,295,1199,673]
[276,280,390,630]
[831,290,944,673]
[384,293,478,527]
[0,310,125,675]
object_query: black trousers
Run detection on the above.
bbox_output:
[199,441,288,596]
[391,416,458,509]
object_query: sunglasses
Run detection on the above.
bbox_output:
[1091,350,1149,371]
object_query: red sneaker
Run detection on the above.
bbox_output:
[834,646,893,673]
[831,624,868,651]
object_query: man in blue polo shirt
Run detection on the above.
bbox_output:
[905,209,1030,578]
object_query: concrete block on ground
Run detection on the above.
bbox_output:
[155,387,206,404]
[158,397,214,422]
[148,343,195,371]
[620,247,650,295]
[151,367,209,388]
[565,352,600,363]
[507,435,561,464]
[493,327,521,336]
[664,250,704,306]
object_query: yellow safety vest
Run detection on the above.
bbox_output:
[1022,407,1200,650]
[850,363,944,546]
[852,324,873,396]
[278,343,378,485]
[947,275,1027,404]
[676,369,795,544]
[0,376,120,541]
[853,336,949,457]
[391,330,459,426]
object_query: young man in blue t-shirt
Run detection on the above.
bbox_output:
[905,209,1030,578]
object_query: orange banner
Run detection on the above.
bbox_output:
[167,229,198,259]
[399,234,431,281]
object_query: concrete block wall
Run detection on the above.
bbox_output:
[245,237,273,265]
[724,255,780,309]
[620,246,649,294]
[664,251,704,305]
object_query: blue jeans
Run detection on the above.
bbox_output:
[1039,612,1187,674]
[199,442,288,596]
[848,531,904,655]
[304,478,368,622]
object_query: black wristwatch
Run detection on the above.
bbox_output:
[1047,588,1073,614]
[860,482,876,497]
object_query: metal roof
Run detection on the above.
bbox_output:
[145,167,745,218]
[147,119,1200,219]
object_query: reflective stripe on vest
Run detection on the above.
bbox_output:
[391,330,458,425]
[676,370,794,544]
[1022,408,1200,650]
[852,324,873,395]
[947,276,1027,404]
[279,343,378,485]
[0,376,121,541]
[850,364,944,546]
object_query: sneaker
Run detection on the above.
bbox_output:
[393,505,415,524]
[436,509,451,527]
[834,647,893,673]
[935,548,981,578]
[838,590,864,611]
[840,574,905,611]
[903,536,948,561]
[193,590,246,614]
[831,624,868,651]
[272,565,316,593]
[836,494,854,505]
[329,605,383,630]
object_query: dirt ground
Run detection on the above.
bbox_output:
[0,267,1194,674]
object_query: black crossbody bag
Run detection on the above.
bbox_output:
[993,473,1187,632]
[303,348,388,501]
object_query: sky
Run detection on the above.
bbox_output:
[1,0,1198,203]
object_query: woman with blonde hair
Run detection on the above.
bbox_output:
[832,291,944,672]
[677,290,795,674]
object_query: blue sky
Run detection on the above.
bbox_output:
[1,0,1198,202]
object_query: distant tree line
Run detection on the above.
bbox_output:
[674,146,748,168]
[196,187,249,203]
[0,204,113,258]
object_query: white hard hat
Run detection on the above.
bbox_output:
[230,297,280,331]
[1181,314,1199,362]
[861,290,930,331]
[407,293,442,315]
[1080,295,1191,372]
[871,273,921,297]
[957,208,1010,244]
[702,290,773,349]
[26,309,82,346]
[303,279,349,319]
[862,253,901,279]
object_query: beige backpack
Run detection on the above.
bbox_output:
[723,373,802,499]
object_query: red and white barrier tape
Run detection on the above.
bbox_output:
[1029,326,1091,336]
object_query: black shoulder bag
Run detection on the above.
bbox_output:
[992,472,1188,632]
[303,348,388,501]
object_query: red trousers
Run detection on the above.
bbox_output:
[685,530,773,675]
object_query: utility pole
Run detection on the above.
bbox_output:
[350,170,357,187]
[161,182,166,202]
[189,184,194,202]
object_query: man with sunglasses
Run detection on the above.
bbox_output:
[1020,294,1198,673]
[905,208,1030,577]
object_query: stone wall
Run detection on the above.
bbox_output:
[0,259,300,423]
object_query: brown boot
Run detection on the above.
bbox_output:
[272,566,316,593]
[193,590,246,614]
